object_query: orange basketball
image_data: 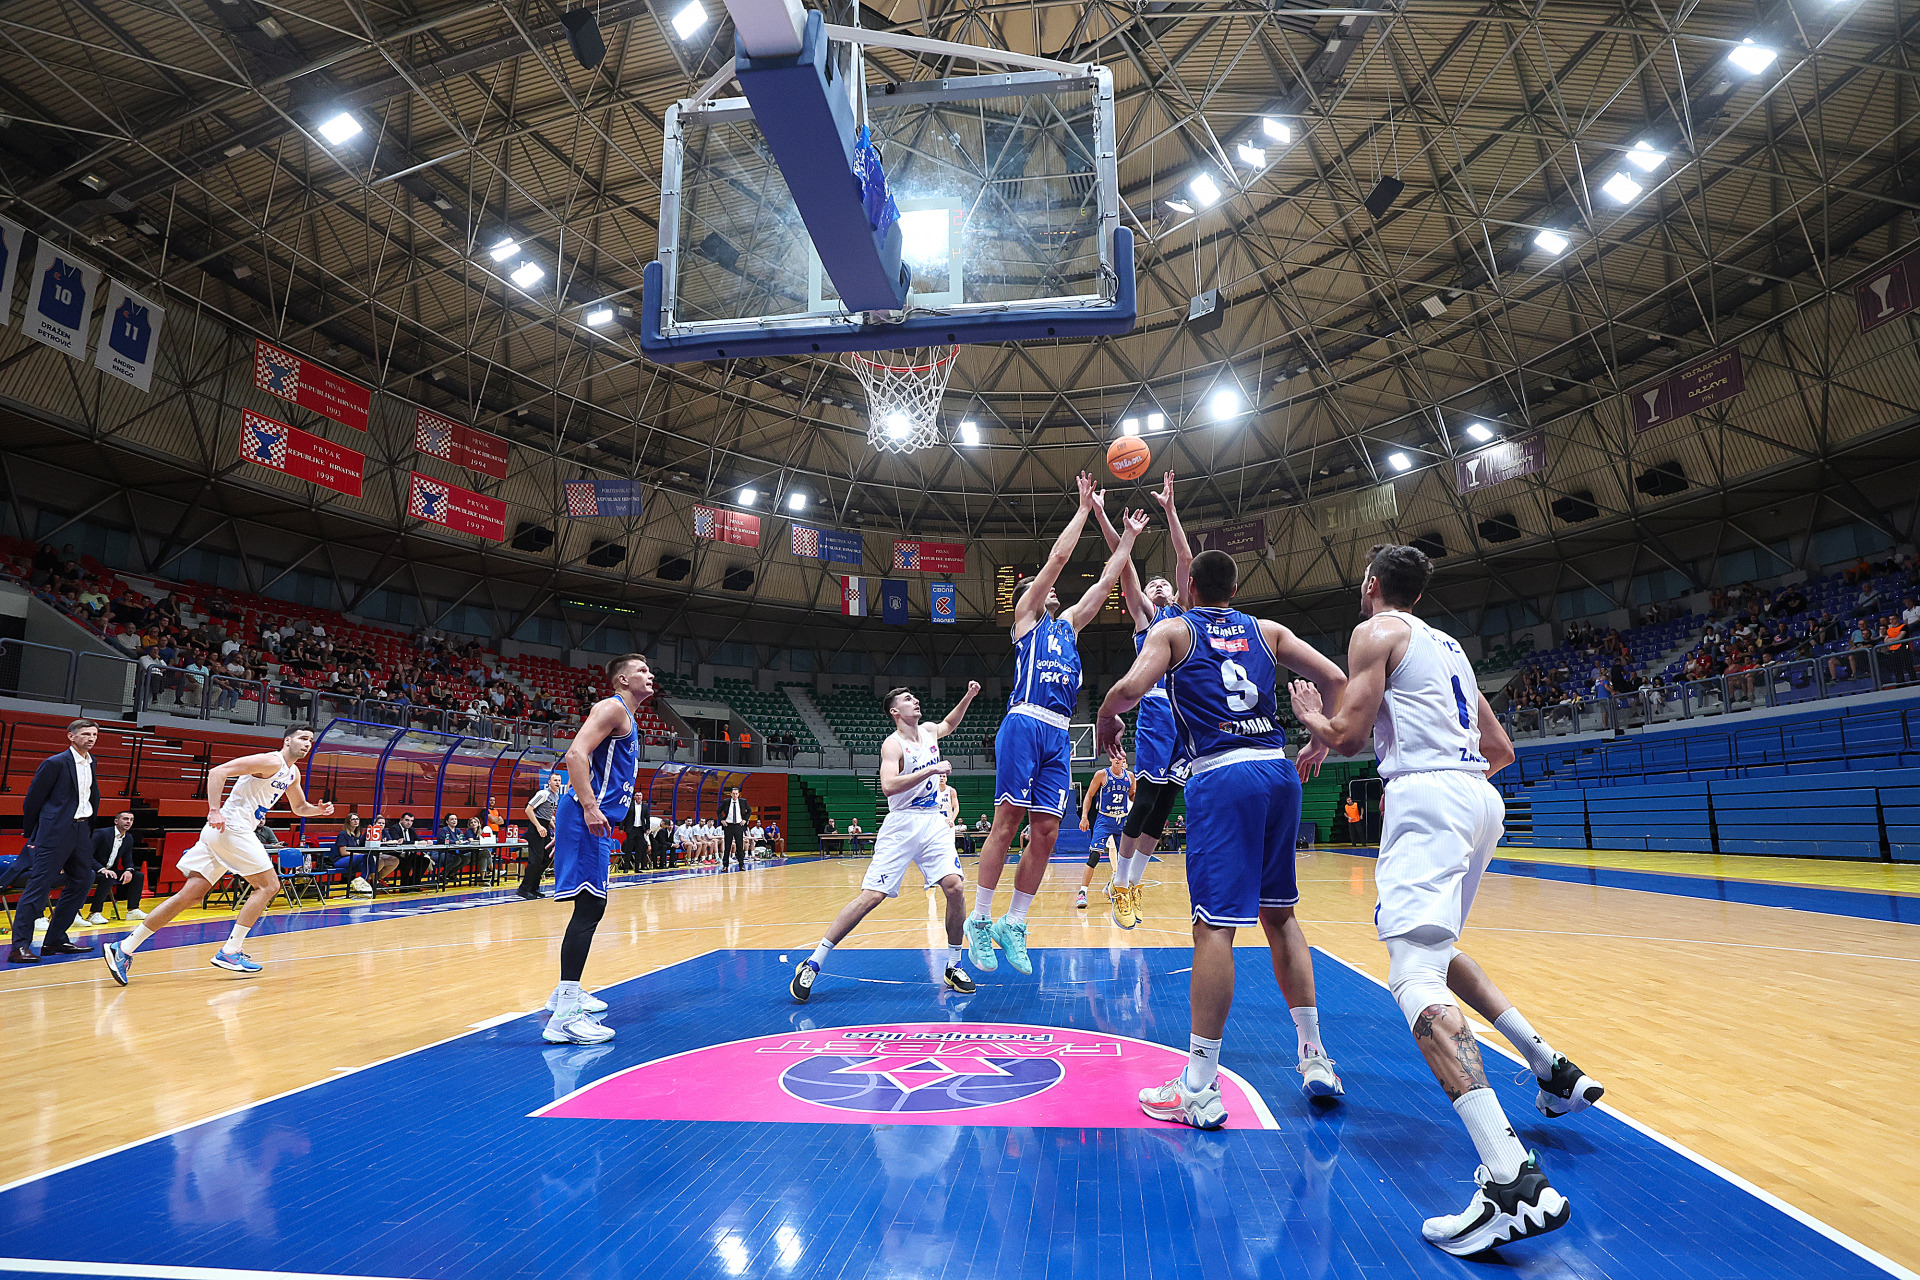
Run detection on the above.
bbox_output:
[1107,436,1151,481]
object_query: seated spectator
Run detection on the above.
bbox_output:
[85,811,159,925]
[331,814,398,892]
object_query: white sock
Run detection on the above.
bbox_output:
[1494,1009,1556,1080]
[947,945,963,969]
[555,978,582,1012]
[808,938,833,970]
[1184,1033,1222,1091]
[1453,1087,1527,1183]
[1006,889,1034,923]
[121,924,154,954]
[972,887,994,919]
[1291,1006,1322,1060]
[224,922,251,952]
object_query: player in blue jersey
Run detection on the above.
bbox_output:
[1092,471,1193,928]
[968,475,1150,977]
[1098,549,1349,1125]
[1075,747,1133,910]
[542,652,654,1045]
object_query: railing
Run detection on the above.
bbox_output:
[1503,640,1919,741]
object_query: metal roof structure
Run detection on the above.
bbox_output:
[1,0,1916,660]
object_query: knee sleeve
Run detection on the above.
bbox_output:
[1086,845,1102,868]
[1384,930,1461,1030]
[1123,779,1178,840]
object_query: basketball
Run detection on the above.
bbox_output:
[1107,436,1151,481]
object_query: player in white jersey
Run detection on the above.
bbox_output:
[790,682,982,1003]
[103,727,333,984]
[1290,544,1601,1256]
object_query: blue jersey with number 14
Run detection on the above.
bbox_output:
[1165,607,1286,763]
[1008,612,1081,717]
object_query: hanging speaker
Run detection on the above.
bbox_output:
[722,565,755,592]
[561,9,606,69]
[1411,531,1448,559]
[1363,175,1405,218]
[656,553,691,581]
[1550,490,1598,523]
[1478,514,1521,543]
[1186,289,1225,336]
[586,540,626,568]
[511,522,554,552]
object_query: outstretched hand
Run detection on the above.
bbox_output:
[1075,471,1097,510]
[1123,508,1151,538]
[1151,470,1176,511]
[1288,679,1324,718]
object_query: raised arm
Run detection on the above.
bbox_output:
[1289,615,1406,757]
[1015,473,1098,635]
[1149,471,1195,606]
[1092,491,1153,631]
[1064,508,1150,632]
[935,680,983,739]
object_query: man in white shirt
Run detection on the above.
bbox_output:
[720,786,750,870]
[748,823,765,856]
[8,720,103,964]
[86,811,152,924]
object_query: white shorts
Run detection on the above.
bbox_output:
[177,823,274,882]
[860,811,961,898]
[1373,769,1503,942]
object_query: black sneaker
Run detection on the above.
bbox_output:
[1421,1152,1570,1256]
[1535,1054,1604,1118]
[789,960,818,1003]
[943,965,976,994]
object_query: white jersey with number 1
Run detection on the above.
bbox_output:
[1371,609,1488,780]
[221,761,302,832]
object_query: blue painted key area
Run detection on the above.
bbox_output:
[0,947,1898,1279]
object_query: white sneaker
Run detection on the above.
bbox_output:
[128,910,147,921]
[542,1009,616,1044]
[88,913,108,926]
[1298,1052,1344,1099]
[544,987,608,1014]
[1422,1154,1570,1256]
[1075,888,1088,910]
[1138,1072,1228,1129]
[350,876,373,894]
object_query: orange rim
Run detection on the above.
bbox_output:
[847,345,959,376]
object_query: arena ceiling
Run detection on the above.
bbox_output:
[1,0,1917,649]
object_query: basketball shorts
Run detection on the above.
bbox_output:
[1133,694,1180,783]
[861,812,961,898]
[178,823,273,881]
[1089,815,1125,855]
[1183,752,1301,928]
[1373,769,1504,942]
[552,795,626,900]
[993,713,1072,816]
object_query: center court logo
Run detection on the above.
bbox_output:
[534,1021,1276,1129]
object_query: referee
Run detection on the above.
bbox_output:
[721,786,749,871]
[516,772,562,899]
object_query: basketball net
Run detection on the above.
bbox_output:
[844,345,958,453]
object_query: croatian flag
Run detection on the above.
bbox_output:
[842,577,868,617]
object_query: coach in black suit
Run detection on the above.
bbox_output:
[8,719,104,964]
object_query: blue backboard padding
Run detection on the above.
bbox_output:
[734,11,908,313]
[640,228,1137,362]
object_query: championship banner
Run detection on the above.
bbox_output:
[0,216,24,328]
[26,240,100,358]
[94,281,165,393]
[1630,347,1744,433]
[881,580,910,625]
[692,504,760,548]
[408,470,506,541]
[238,409,365,497]
[415,409,509,479]
[1454,431,1546,495]
[1317,482,1398,533]
[792,524,863,565]
[564,479,645,518]
[930,582,957,623]
[254,338,372,431]
[841,576,868,617]
[892,539,966,573]
[1856,249,1919,334]
[1193,519,1264,556]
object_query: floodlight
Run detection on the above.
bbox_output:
[738,488,759,507]
[786,491,807,511]
[672,1,708,39]
[1188,173,1222,207]
[1236,143,1266,168]
[1209,388,1240,419]
[1534,229,1570,255]
[1466,422,1494,443]
[509,261,545,289]
[1164,199,1194,214]
[886,412,911,441]
[1728,38,1777,74]
[1261,117,1292,144]
[1601,171,1643,203]
[585,307,615,326]
[1121,418,1140,436]
[1146,412,1166,432]
[1388,452,1412,472]
[957,421,980,446]
[489,237,520,262]
[1627,140,1666,171]
[318,113,362,146]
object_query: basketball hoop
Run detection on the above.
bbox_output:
[844,345,958,453]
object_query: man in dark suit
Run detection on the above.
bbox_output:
[720,786,749,871]
[8,719,104,963]
[85,810,156,923]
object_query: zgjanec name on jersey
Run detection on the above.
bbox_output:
[1198,615,1277,737]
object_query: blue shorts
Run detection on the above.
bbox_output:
[552,795,624,900]
[1183,754,1301,927]
[1089,816,1126,854]
[1133,694,1180,783]
[994,712,1073,816]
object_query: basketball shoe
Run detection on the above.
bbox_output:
[1421,1153,1570,1256]
[943,965,975,994]
[1139,1073,1227,1130]
[544,985,608,1015]
[965,915,998,971]
[789,960,818,1003]
[210,949,261,975]
[543,1008,615,1045]
[1075,887,1088,910]
[988,916,1032,974]
[1112,884,1139,929]
[1298,1052,1344,1100]
[102,941,131,986]
[1534,1055,1604,1118]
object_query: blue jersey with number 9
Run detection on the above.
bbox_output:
[1165,606,1286,763]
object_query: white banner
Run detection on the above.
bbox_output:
[93,280,165,392]
[0,216,23,329]
[26,239,101,358]
[1317,481,1399,532]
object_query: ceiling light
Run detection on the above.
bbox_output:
[738,488,758,507]
[223,142,247,158]
[317,112,362,146]
[1209,388,1240,419]
[1164,198,1194,214]
[957,420,980,446]
[585,306,614,326]
[1388,452,1411,472]
[488,237,521,262]
[1466,422,1493,442]
[509,260,545,289]
[672,0,708,39]
[1627,139,1666,171]
[1533,228,1570,255]
[786,491,807,512]
[1120,417,1140,436]
[1236,143,1266,168]
[255,16,287,38]
[885,411,911,441]
[1261,117,1292,144]
[1189,173,1222,207]
[1146,411,1165,433]
[1600,171,1643,203]
[1728,38,1777,74]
